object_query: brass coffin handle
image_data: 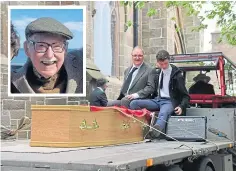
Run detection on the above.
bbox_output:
[79,119,99,130]
[121,121,130,130]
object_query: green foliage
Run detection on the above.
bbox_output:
[120,1,236,46]
[147,8,157,17]
[126,20,133,27]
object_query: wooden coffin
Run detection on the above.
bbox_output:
[30,105,148,148]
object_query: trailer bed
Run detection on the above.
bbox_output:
[1,140,233,171]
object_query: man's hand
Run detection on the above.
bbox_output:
[126,93,139,100]
[174,106,182,115]
[126,94,135,100]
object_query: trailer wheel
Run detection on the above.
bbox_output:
[205,166,213,171]
[183,157,215,171]
[197,157,215,171]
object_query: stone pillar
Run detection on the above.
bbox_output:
[182,11,202,53]
[79,1,93,60]
[1,2,10,57]
[118,4,134,80]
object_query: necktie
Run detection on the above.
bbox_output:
[160,71,164,89]
[122,67,138,95]
[158,71,164,97]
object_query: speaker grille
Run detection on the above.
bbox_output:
[166,116,207,140]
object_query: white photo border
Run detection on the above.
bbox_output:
[8,5,87,97]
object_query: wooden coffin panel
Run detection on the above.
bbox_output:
[30,105,147,147]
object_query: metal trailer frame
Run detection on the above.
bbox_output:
[1,108,235,171]
[169,52,236,107]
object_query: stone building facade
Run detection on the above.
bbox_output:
[1,1,203,139]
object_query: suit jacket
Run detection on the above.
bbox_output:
[11,49,83,94]
[89,87,108,107]
[117,62,154,100]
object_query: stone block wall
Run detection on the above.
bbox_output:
[181,10,202,53]
[141,2,177,67]
[118,4,134,80]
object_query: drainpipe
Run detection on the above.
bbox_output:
[133,3,138,47]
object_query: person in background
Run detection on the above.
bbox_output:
[11,22,20,60]
[1,23,30,140]
[189,73,215,94]
[89,78,109,107]
[107,46,154,108]
[130,50,190,139]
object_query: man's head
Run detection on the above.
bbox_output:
[156,50,170,70]
[131,46,144,67]
[96,78,109,91]
[24,17,73,78]
[11,23,20,59]
[193,73,210,83]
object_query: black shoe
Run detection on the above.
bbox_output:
[149,124,161,139]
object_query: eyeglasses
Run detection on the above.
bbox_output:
[132,55,143,58]
[28,40,66,53]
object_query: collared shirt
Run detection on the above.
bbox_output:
[159,65,172,98]
[126,62,143,94]
[97,87,104,92]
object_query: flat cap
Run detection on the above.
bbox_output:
[96,78,109,87]
[25,17,73,40]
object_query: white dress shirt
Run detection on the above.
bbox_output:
[126,62,143,98]
[159,65,172,98]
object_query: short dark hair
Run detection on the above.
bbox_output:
[96,78,108,87]
[11,23,20,57]
[156,50,170,61]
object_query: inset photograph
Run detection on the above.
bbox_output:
[8,6,86,96]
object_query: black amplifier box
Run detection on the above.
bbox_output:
[166,116,207,142]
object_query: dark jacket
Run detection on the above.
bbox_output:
[89,87,108,107]
[11,83,20,93]
[11,49,83,94]
[150,64,190,114]
[189,81,215,94]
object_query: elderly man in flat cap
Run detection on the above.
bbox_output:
[11,17,83,94]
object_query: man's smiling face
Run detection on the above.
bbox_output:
[24,33,67,78]
[131,48,144,67]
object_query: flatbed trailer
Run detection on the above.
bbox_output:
[1,140,234,171]
[1,108,236,171]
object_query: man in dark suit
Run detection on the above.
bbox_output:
[89,78,108,107]
[107,46,154,108]
[189,73,215,94]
